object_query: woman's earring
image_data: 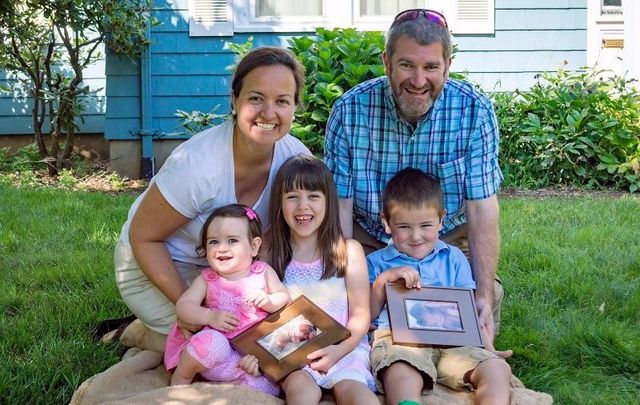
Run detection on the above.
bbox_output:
[231,107,237,116]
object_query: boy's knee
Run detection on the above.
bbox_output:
[382,361,425,389]
[469,358,511,387]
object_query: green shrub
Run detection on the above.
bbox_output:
[175,106,227,135]
[287,28,463,154]
[287,28,386,153]
[0,144,42,172]
[495,67,640,192]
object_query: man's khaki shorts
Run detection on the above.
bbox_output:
[370,329,498,393]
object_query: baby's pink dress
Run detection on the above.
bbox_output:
[164,261,279,395]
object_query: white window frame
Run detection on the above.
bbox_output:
[189,0,494,36]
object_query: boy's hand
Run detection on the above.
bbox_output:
[245,290,271,309]
[384,266,421,289]
[238,354,261,376]
[207,309,240,332]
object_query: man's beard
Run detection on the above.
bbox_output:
[396,93,434,124]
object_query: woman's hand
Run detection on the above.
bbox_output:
[207,309,240,332]
[306,344,346,373]
[238,354,261,376]
[176,317,203,339]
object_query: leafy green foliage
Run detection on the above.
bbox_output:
[287,28,386,153]
[0,144,41,172]
[175,106,227,135]
[495,67,640,192]
[0,0,158,176]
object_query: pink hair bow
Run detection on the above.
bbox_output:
[244,207,258,221]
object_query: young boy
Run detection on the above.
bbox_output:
[368,168,511,405]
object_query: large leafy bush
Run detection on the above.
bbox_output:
[287,28,386,153]
[495,67,640,192]
[287,28,463,153]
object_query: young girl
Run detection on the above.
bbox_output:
[269,155,378,405]
[164,204,290,395]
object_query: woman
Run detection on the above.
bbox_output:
[111,47,310,351]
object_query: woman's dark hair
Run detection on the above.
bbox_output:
[231,47,305,105]
[269,155,347,280]
[196,203,262,260]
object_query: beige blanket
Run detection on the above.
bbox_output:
[71,347,552,404]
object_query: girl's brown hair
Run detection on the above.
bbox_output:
[269,155,348,280]
[196,203,262,260]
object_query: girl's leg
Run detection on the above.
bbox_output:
[281,370,322,405]
[332,379,378,405]
[171,350,206,386]
[467,358,511,405]
[380,362,423,405]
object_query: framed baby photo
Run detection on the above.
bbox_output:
[385,283,484,348]
[231,295,351,382]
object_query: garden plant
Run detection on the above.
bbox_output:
[0,0,157,177]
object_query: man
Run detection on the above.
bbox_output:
[324,9,504,344]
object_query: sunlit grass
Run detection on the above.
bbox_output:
[1,183,639,403]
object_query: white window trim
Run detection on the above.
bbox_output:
[190,0,494,36]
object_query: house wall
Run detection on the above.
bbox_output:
[0,52,107,156]
[2,0,587,178]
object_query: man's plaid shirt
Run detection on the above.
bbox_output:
[324,76,503,243]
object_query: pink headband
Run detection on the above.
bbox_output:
[244,207,257,221]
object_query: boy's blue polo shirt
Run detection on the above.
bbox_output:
[367,240,475,330]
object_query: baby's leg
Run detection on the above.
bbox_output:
[241,373,280,397]
[172,329,244,385]
[467,358,511,405]
[281,369,322,405]
[171,350,207,386]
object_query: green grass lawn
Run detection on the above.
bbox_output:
[1,183,639,404]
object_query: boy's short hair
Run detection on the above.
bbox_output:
[382,168,444,219]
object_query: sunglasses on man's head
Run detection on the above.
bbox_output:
[391,8,448,28]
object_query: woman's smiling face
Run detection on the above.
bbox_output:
[231,64,298,147]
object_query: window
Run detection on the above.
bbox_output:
[601,0,623,15]
[189,0,494,36]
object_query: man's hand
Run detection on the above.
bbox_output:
[207,309,240,332]
[384,266,421,289]
[478,309,512,359]
[476,297,495,344]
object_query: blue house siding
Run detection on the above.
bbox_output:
[105,0,587,143]
[0,56,106,135]
[0,0,588,146]
[456,0,587,90]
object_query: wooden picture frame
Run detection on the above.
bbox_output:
[231,295,351,382]
[385,284,484,348]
